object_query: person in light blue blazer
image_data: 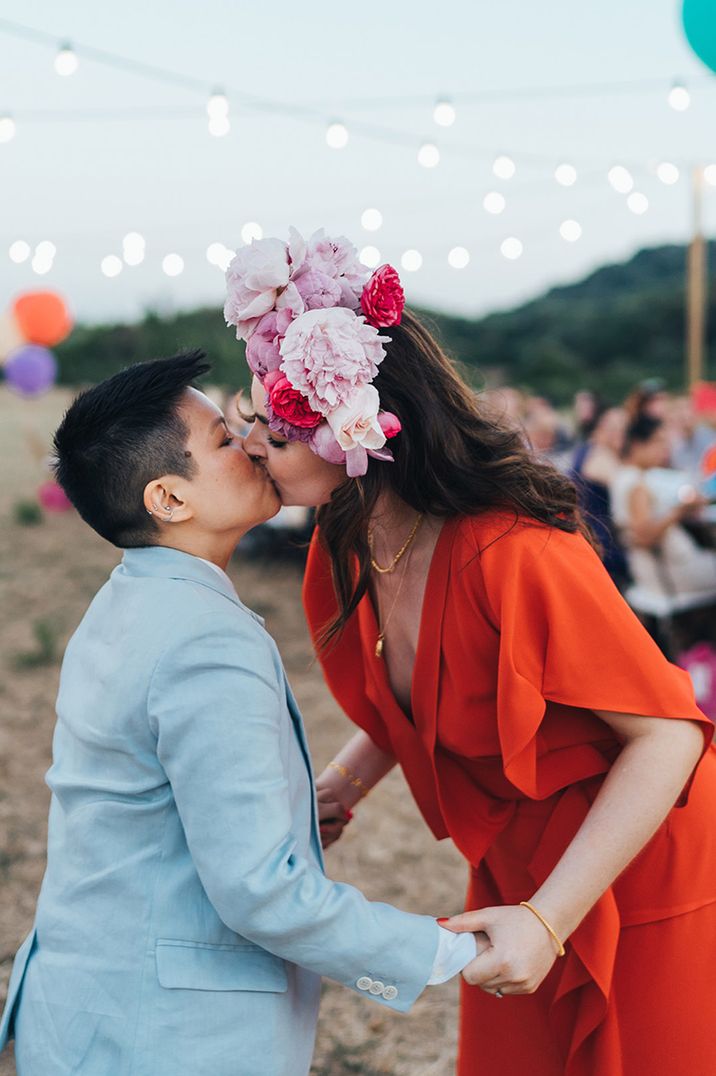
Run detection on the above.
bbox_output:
[0,352,476,1076]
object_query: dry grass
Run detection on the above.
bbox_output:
[0,387,466,1076]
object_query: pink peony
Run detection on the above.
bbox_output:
[279,307,389,414]
[224,238,291,340]
[245,312,283,379]
[267,373,323,430]
[360,265,405,328]
[293,268,342,310]
[309,422,348,465]
[304,229,368,306]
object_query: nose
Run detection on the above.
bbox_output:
[242,423,267,461]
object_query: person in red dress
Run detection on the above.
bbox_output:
[236,251,716,1073]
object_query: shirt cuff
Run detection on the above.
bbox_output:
[427,926,478,985]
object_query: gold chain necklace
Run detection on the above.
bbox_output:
[373,541,415,658]
[368,512,423,574]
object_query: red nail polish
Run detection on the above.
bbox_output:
[346,810,354,820]
[436,917,449,924]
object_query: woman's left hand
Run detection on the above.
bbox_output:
[443,905,561,996]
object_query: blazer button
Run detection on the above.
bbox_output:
[369,980,385,995]
[356,976,372,991]
[382,985,398,1001]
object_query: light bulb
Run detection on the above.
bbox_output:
[35,241,56,260]
[668,82,690,111]
[418,143,440,168]
[656,162,679,185]
[400,249,423,272]
[208,115,230,137]
[101,255,123,278]
[483,191,506,215]
[559,220,582,242]
[703,164,716,187]
[554,163,577,187]
[627,192,649,215]
[9,240,30,264]
[207,90,229,119]
[361,208,383,232]
[54,44,78,77]
[359,246,381,269]
[240,222,263,244]
[162,254,184,277]
[493,155,516,180]
[607,165,634,194]
[0,116,16,143]
[448,246,470,269]
[433,98,456,127]
[326,122,348,149]
[500,237,523,260]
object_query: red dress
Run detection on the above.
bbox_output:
[303,513,716,1075]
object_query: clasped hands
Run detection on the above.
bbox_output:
[317,792,560,996]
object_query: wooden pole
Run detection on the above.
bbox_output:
[686,164,707,389]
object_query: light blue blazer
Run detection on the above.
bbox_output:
[0,546,439,1076]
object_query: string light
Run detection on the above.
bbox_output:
[359,246,381,268]
[607,165,634,193]
[9,240,30,264]
[559,220,582,242]
[36,240,56,260]
[554,163,577,187]
[0,116,16,143]
[447,246,470,269]
[325,121,348,149]
[483,191,506,214]
[668,81,690,111]
[240,221,263,244]
[361,208,383,232]
[162,253,184,276]
[433,97,456,127]
[418,142,440,168]
[627,192,648,214]
[54,42,78,77]
[122,232,146,266]
[101,255,123,278]
[206,242,234,270]
[493,155,516,180]
[703,164,716,187]
[656,162,679,185]
[401,249,423,271]
[500,237,523,260]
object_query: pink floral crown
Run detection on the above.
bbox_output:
[224,226,405,477]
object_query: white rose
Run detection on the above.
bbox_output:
[326,383,387,452]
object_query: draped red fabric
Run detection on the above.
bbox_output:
[303,513,716,1074]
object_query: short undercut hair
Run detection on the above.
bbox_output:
[52,350,211,548]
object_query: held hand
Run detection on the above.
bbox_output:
[316,785,352,850]
[443,905,561,997]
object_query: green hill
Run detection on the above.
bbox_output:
[54,241,716,405]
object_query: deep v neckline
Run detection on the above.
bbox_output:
[361,517,455,725]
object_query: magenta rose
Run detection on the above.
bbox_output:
[267,374,323,430]
[360,265,405,328]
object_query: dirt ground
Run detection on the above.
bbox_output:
[0,386,467,1076]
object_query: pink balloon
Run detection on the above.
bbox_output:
[38,480,73,513]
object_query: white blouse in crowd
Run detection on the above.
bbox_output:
[610,465,716,616]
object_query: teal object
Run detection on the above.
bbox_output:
[683,0,716,74]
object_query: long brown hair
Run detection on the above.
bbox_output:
[316,309,591,645]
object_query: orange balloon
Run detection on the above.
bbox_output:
[12,291,73,347]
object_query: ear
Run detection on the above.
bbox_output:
[143,476,194,524]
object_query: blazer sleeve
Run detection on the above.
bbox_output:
[469,521,713,802]
[147,610,438,1012]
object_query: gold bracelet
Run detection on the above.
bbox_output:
[327,761,371,798]
[519,901,566,957]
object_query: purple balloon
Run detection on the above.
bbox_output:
[4,344,58,397]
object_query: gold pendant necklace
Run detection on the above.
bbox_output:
[368,512,423,575]
[373,540,416,658]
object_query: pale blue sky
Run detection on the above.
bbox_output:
[1,0,714,324]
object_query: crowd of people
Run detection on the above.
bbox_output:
[484,379,716,714]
